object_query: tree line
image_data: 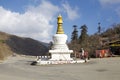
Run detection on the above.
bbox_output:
[68,23,120,57]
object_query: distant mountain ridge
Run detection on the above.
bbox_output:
[0,31,49,60]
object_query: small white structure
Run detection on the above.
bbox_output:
[49,34,73,61]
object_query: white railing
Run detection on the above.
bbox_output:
[36,56,51,60]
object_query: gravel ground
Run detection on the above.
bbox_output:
[0,56,120,80]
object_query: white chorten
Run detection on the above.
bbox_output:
[49,14,73,61]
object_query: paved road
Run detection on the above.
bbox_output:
[0,56,120,80]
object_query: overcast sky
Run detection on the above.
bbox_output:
[0,0,120,42]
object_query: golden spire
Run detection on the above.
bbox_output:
[56,14,64,34]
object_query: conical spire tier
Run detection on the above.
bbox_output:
[56,14,64,34]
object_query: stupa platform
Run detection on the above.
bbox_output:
[36,59,86,65]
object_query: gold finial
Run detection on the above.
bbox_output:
[56,14,64,34]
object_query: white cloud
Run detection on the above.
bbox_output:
[99,0,120,17]
[116,7,120,17]
[99,0,120,6]
[0,1,59,42]
[62,2,80,20]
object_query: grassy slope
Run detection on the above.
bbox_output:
[0,32,13,60]
[0,43,13,60]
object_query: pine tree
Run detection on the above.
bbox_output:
[79,24,88,44]
[71,25,78,43]
[98,22,101,34]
